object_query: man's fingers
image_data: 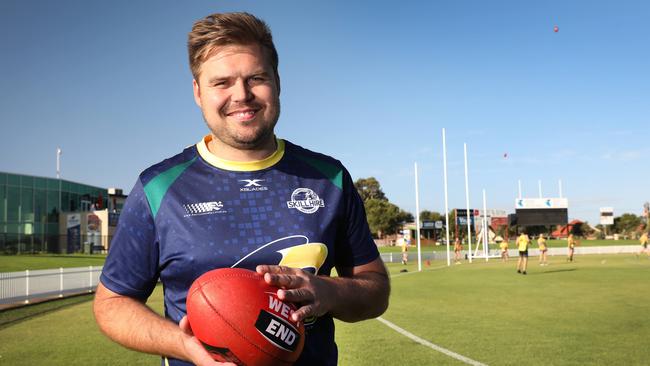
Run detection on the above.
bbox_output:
[277,287,313,303]
[256,264,298,275]
[264,272,304,289]
[179,315,194,336]
[291,303,316,322]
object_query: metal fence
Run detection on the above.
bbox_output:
[381,245,641,263]
[0,266,102,305]
[0,245,641,305]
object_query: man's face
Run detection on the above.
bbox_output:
[193,44,280,150]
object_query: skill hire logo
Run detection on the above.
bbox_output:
[255,293,301,352]
[286,188,325,214]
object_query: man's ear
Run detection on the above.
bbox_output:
[192,79,202,107]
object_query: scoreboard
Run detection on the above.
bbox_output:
[515,208,568,226]
[515,198,568,226]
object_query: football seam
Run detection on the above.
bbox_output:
[195,274,294,364]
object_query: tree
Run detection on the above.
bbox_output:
[353,177,413,237]
[420,210,443,222]
[400,210,414,223]
[613,213,642,236]
[364,199,405,238]
[354,177,386,202]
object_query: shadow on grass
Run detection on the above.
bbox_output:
[25,254,106,259]
[531,268,577,275]
[0,293,94,330]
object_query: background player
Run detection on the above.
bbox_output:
[538,234,548,266]
[454,237,463,264]
[93,12,390,366]
[638,231,649,258]
[399,233,409,265]
[500,238,509,262]
[567,233,577,262]
[516,232,530,275]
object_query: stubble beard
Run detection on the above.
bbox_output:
[204,102,280,151]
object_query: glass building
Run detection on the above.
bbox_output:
[0,171,108,254]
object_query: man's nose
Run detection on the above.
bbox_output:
[231,79,253,102]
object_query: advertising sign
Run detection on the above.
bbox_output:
[66,214,81,253]
[421,221,435,229]
[457,216,476,227]
[87,213,103,253]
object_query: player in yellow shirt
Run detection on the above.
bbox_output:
[454,238,463,264]
[638,232,649,258]
[516,233,530,275]
[567,234,577,262]
[499,239,509,262]
[399,234,409,265]
[538,234,548,266]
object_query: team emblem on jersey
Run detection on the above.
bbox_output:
[182,201,227,217]
[232,235,328,329]
[239,179,269,192]
[232,235,328,275]
[286,188,325,214]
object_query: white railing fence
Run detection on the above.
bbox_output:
[0,246,641,305]
[381,245,641,264]
[0,266,102,305]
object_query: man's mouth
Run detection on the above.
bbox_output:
[226,107,260,121]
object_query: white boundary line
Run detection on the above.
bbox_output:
[376,317,488,366]
[376,267,488,366]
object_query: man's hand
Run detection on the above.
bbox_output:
[256,258,390,323]
[256,265,336,322]
[178,316,237,366]
[93,283,235,366]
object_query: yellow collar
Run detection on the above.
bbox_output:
[196,135,285,171]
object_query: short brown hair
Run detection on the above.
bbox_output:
[188,12,279,81]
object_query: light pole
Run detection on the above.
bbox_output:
[57,147,62,212]
[57,148,62,253]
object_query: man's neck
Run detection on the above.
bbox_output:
[207,135,277,162]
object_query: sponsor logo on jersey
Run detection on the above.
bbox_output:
[182,201,227,217]
[286,188,325,214]
[239,179,268,192]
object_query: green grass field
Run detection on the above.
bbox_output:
[0,253,648,365]
[0,254,106,272]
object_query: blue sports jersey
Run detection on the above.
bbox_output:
[100,135,379,366]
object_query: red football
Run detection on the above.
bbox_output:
[186,268,305,366]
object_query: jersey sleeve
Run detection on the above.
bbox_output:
[99,178,160,300]
[334,168,380,268]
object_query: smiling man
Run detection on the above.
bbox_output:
[93,12,390,366]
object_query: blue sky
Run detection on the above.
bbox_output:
[1,0,648,225]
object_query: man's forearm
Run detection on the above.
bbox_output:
[93,283,189,361]
[258,258,391,324]
[324,270,390,322]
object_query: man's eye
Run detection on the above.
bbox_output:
[250,76,267,83]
